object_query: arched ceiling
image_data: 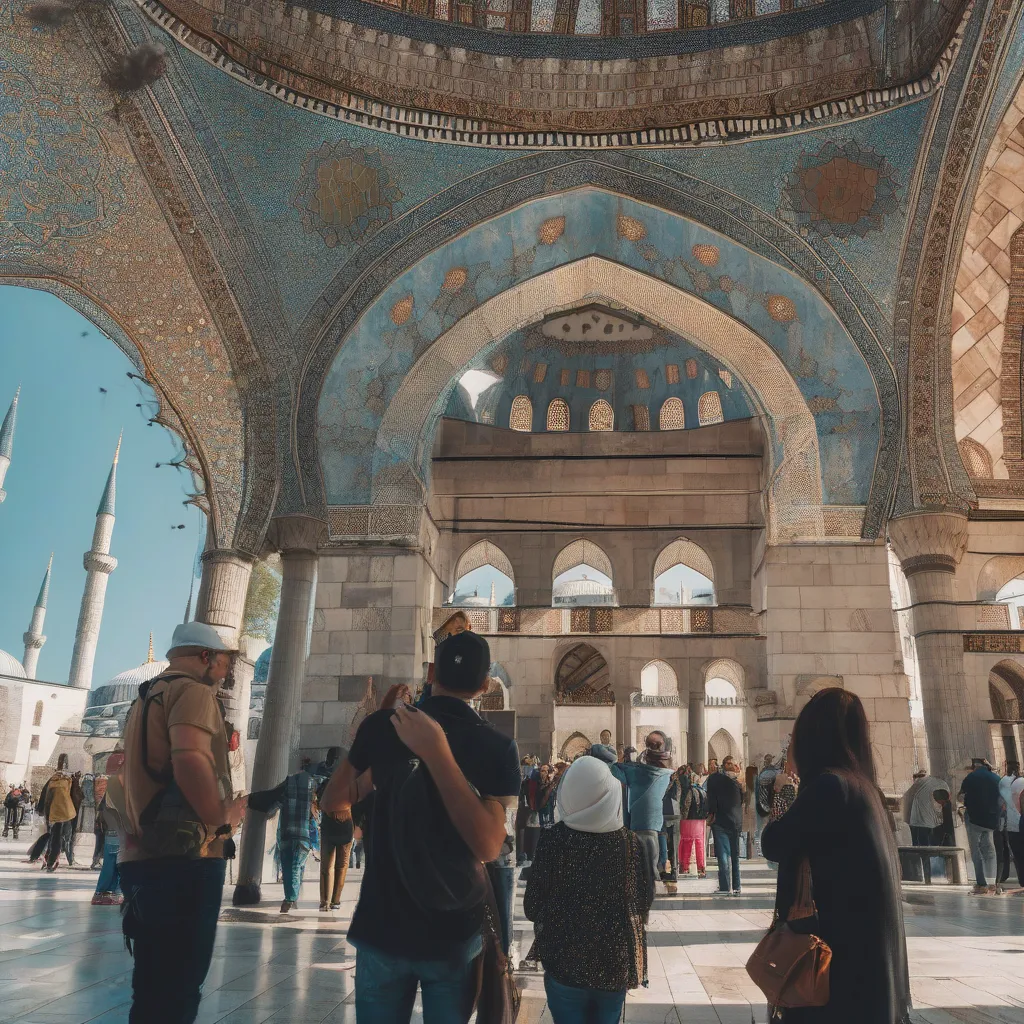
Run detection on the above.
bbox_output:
[316,191,887,538]
[443,315,754,432]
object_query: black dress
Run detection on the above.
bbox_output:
[760,770,911,1024]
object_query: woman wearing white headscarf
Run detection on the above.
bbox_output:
[524,755,654,1024]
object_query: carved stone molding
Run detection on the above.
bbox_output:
[265,515,329,555]
[888,511,969,573]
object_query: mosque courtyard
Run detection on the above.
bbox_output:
[1,847,1022,1024]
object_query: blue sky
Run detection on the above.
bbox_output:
[0,287,205,688]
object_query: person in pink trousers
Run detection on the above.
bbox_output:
[677,766,708,878]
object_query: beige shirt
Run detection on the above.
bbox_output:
[120,670,232,862]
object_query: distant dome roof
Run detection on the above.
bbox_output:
[0,649,26,678]
[553,577,614,598]
[254,647,272,684]
[86,658,169,710]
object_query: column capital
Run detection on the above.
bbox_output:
[888,511,969,576]
[264,515,328,556]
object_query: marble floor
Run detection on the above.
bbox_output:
[1,843,1023,1024]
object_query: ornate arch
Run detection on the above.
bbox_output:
[976,554,1024,601]
[990,660,1024,720]
[553,539,614,582]
[653,538,715,583]
[641,659,678,698]
[707,727,738,762]
[301,162,898,538]
[703,658,744,690]
[368,257,825,542]
[453,540,516,589]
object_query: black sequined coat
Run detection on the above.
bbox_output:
[523,823,653,992]
[761,769,912,1024]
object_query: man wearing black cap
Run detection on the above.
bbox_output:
[322,630,521,1024]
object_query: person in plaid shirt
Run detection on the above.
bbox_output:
[248,766,319,912]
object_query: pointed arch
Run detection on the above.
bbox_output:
[454,540,515,586]
[366,257,826,541]
[555,643,611,704]
[552,539,613,582]
[546,398,570,432]
[510,395,533,432]
[654,538,714,583]
[708,727,738,762]
[589,399,614,431]
[560,730,593,760]
[659,397,685,430]
[990,661,1024,721]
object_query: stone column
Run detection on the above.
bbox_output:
[889,512,979,781]
[194,548,254,758]
[688,692,706,766]
[234,517,324,904]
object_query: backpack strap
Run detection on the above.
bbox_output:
[137,673,199,787]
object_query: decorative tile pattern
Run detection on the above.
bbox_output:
[293,141,403,249]
[965,633,1023,653]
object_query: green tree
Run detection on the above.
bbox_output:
[242,558,281,641]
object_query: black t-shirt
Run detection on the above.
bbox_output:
[346,695,521,960]
[706,771,744,832]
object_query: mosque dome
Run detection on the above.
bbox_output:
[83,636,168,732]
[0,649,26,678]
[552,576,616,605]
[254,646,272,684]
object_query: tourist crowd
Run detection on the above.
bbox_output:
[18,616,1024,1024]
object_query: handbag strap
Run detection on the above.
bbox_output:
[786,858,816,922]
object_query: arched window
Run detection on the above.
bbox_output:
[653,538,715,605]
[631,405,650,431]
[659,397,685,430]
[509,395,533,432]
[996,575,1024,629]
[705,677,737,704]
[32,700,43,727]
[547,399,570,432]
[959,437,994,479]
[697,391,724,426]
[247,717,261,740]
[450,540,516,607]
[640,660,677,697]
[552,540,616,607]
[589,399,614,431]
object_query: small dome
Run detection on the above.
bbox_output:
[254,647,272,684]
[0,649,26,678]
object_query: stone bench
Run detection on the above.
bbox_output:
[898,845,967,885]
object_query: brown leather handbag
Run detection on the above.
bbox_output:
[746,858,832,1008]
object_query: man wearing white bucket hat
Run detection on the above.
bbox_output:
[119,622,248,1023]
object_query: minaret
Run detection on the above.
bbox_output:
[68,433,121,689]
[22,553,53,679]
[490,581,496,607]
[0,385,20,504]
[147,632,155,664]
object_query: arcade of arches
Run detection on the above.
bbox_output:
[9,0,1024,888]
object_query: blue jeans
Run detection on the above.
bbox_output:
[94,833,121,895]
[966,818,996,886]
[488,862,514,955]
[280,840,310,903]
[544,975,626,1024]
[120,857,226,1024]
[711,826,741,892]
[355,942,480,1024]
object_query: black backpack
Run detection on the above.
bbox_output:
[686,783,709,820]
[377,714,489,915]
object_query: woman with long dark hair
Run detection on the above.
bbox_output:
[760,688,911,1024]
